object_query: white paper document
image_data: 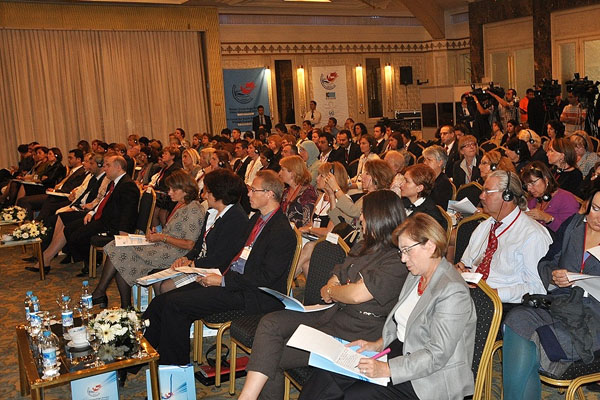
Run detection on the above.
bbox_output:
[447,198,478,215]
[259,287,335,313]
[45,190,70,197]
[114,234,152,247]
[567,272,600,300]
[461,272,483,284]
[287,324,390,386]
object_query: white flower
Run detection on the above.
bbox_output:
[21,233,29,239]
[3,214,10,221]
[98,344,118,361]
[111,323,128,337]
[98,323,116,343]
[105,312,122,323]
[16,211,26,221]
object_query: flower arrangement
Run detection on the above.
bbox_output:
[12,221,47,240]
[88,309,140,360]
[1,206,27,223]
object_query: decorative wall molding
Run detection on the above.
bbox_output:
[221,38,470,55]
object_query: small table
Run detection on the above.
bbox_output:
[16,324,160,400]
[0,238,44,280]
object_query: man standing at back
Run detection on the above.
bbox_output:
[143,170,297,365]
[253,105,272,134]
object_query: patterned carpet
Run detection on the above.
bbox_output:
[2,243,599,399]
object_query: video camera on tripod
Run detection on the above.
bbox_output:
[469,83,505,108]
[565,73,600,108]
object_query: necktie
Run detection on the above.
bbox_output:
[94,181,115,221]
[475,220,502,280]
[223,216,267,275]
[260,115,264,125]
[311,111,314,119]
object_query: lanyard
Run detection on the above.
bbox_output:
[494,209,521,239]
[166,202,184,224]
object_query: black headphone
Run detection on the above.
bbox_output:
[538,193,552,203]
[96,159,104,167]
[525,129,535,145]
[490,161,498,171]
[573,133,588,150]
[218,160,225,168]
[502,170,514,202]
[254,147,260,154]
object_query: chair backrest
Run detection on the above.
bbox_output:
[136,187,156,234]
[303,236,349,305]
[480,140,497,152]
[590,136,599,152]
[286,227,304,295]
[456,182,483,207]
[407,152,416,166]
[449,180,457,200]
[454,213,489,263]
[470,280,502,400]
[435,205,453,245]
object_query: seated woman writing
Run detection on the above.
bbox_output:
[502,189,600,400]
[90,170,204,308]
[238,190,408,400]
[299,213,477,400]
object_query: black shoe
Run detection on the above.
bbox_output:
[76,266,89,277]
[59,255,72,264]
[92,295,108,309]
[118,369,127,387]
[22,256,37,262]
[25,266,50,274]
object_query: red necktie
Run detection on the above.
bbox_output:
[94,181,114,220]
[475,220,502,280]
[223,216,267,275]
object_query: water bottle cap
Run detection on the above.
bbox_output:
[31,296,38,301]
[43,331,51,337]
[26,291,33,296]
[62,295,70,301]
[83,281,89,286]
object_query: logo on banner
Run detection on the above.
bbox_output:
[232,81,256,104]
[320,72,339,90]
[87,384,102,397]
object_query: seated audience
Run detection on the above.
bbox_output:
[421,145,453,209]
[279,156,317,228]
[351,135,380,188]
[181,148,202,179]
[453,135,481,188]
[547,137,583,197]
[521,161,579,232]
[543,119,565,151]
[502,190,600,400]
[238,190,408,400]
[298,213,476,400]
[142,170,297,365]
[151,147,181,226]
[298,140,321,186]
[245,141,264,186]
[400,164,447,231]
[518,128,547,165]
[569,130,599,177]
[259,147,280,172]
[478,150,516,184]
[457,170,552,305]
[384,150,407,198]
[505,137,531,173]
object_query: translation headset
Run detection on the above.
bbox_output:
[525,129,535,145]
[502,170,514,202]
[96,159,104,167]
[218,160,226,168]
[539,193,552,203]
[489,161,498,171]
[573,133,588,150]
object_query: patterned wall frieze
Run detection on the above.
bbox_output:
[221,38,470,55]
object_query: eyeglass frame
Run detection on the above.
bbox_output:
[398,241,422,256]
[249,187,270,193]
[460,142,477,149]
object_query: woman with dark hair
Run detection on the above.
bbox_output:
[490,120,504,146]
[209,149,231,171]
[351,135,380,188]
[581,161,600,200]
[352,122,368,142]
[136,147,160,185]
[192,133,202,151]
[16,147,66,202]
[521,161,579,232]
[238,190,408,400]
[91,170,205,308]
[77,140,91,154]
[400,164,448,232]
[385,131,404,153]
[151,147,182,226]
[547,137,583,197]
[279,155,317,228]
[300,213,476,400]
[502,189,600,400]
[161,169,249,293]
[505,137,531,173]
[259,147,280,172]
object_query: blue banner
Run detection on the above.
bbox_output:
[223,68,270,132]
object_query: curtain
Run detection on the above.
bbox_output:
[0,29,210,167]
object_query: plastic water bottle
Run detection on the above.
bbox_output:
[81,281,92,310]
[40,330,59,372]
[31,295,40,314]
[24,291,33,321]
[60,296,74,335]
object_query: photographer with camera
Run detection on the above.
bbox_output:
[560,92,587,135]
[459,90,492,143]
[489,88,519,132]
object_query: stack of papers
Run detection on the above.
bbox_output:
[136,266,221,286]
[114,234,152,247]
[567,272,600,300]
[259,287,335,313]
[447,198,478,215]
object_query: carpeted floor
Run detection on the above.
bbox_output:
[2,243,599,399]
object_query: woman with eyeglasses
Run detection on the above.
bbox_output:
[569,130,599,177]
[502,189,600,400]
[546,137,583,197]
[452,135,481,188]
[237,190,408,400]
[520,161,579,232]
[478,150,516,184]
[299,213,476,400]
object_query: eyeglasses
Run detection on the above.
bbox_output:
[398,242,422,256]
[525,177,541,188]
[460,142,477,149]
[482,188,502,195]
[249,187,269,193]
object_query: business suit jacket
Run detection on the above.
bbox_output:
[233,157,251,180]
[452,156,481,188]
[252,114,272,133]
[405,140,423,158]
[223,208,296,313]
[382,258,476,400]
[374,138,388,155]
[444,142,461,178]
[185,204,250,271]
[405,197,448,232]
[40,162,66,188]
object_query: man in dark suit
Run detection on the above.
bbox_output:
[233,140,252,180]
[335,130,361,177]
[373,123,388,155]
[440,125,460,178]
[18,149,87,219]
[63,155,139,273]
[252,105,272,134]
[400,129,422,160]
[317,132,344,164]
[143,170,297,365]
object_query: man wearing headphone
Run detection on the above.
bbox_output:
[317,132,343,164]
[456,170,552,306]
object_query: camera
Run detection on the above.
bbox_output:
[565,73,600,108]
[469,82,505,108]
[534,79,562,107]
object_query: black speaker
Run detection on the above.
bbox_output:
[400,66,413,85]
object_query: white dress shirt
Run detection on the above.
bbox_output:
[460,206,552,303]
